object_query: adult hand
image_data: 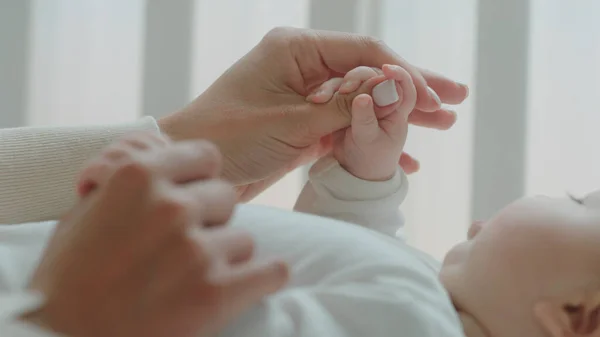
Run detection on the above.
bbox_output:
[24,134,288,337]
[159,27,469,201]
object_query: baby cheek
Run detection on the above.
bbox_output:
[442,241,471,267]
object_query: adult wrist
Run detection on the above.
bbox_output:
[157,98,221,143]
[157,113,182,141]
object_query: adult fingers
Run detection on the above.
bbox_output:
[148,227,254,305]
[381,64,417,121]
[408,108,457,130]
[78,133,171,197]
[80,139,222,199]
[146,230,209,303]
[144,141,223,183]
[204,228,255,265]
[219,259,289,317]
[176,179,237,227]
[418,67,470,105]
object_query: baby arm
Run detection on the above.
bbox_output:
[294,65,418,237]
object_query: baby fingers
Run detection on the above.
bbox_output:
[339,66,383,94]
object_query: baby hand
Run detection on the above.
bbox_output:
[330,65,418,181]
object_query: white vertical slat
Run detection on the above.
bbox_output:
[0,0,31,127]
[471,0,531,220]
[141,0,195,119]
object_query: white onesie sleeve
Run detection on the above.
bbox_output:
[293,154,408,237]
[0,292,59,337]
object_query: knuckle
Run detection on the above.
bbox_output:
[103,145,131,161]
[362,35,386,50]
[110,159,151,188]
[80,159,110,178]
[264,26,295,42]
[262,27,303,54]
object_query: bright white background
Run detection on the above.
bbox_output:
[2,0,599,260]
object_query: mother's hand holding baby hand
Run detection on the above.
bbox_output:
[158,27,469,201]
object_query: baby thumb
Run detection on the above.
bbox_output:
[351,94,379,143]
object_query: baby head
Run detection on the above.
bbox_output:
[440,191,600,337]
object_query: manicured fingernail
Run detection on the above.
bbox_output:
[458,82,470,98]
[448,109,457,119]
[339,80,359,93]
[427,87,442,107]
[372,80,399,106]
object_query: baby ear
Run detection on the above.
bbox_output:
[535,298,600,337]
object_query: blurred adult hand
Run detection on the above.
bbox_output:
[25,134,288,337]
[159,27,469,201]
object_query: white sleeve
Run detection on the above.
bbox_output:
[0,292,60,337]
[293,155,408,238]
[220,262,464,337]
[0,116,160,224]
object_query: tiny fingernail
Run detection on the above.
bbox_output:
[427,87,442,106]
[356,95,371,108]
[458,82,470,97]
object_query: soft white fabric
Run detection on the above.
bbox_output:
[0,208,463,337]
[0,222,62,336]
